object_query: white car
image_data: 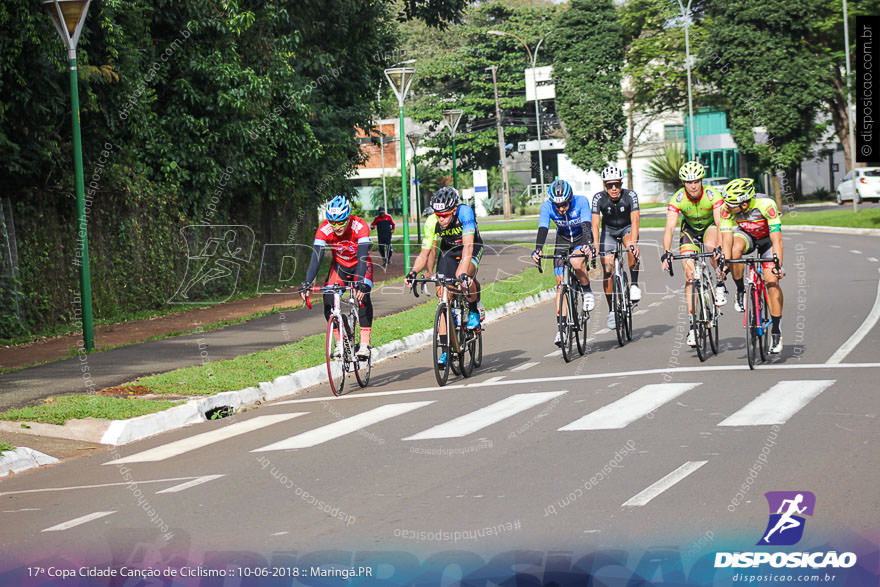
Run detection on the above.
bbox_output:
[835,167,880,204]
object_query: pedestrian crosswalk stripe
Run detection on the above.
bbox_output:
[718,380,835,426]
[156,475,224,494]
[252,402,434,451]
[559,383,702,430]
[104,414,306,464]
[42,511,116,532]
[512,362,540,372]
[402,392,566,441]
[622,461,708,507]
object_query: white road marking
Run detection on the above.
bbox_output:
[481,376,506,384]
[252,402,434,451]
[831,245,841,248]
[42,511,116,532]
[622,461,708,507]
[719,380,836,426]
[869,257,879,263]
[104,414,305,464]
[649,302,663,308]
[805,240,817,244]
[273,363,880,404]
[663,294,677,300]
[634,309,648,316]
[2,508,40,513]
[544,349,562,358]
[559,383,701,430]
[403,392,566,441]
[156,474,224,494]
[827,268,880,364]
[0,477,208,497]
[512,362,540,372]
[595,328,610,335]
[850,250,862,254]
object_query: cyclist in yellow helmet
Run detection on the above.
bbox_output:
[719,178,785,354]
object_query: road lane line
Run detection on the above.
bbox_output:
[0,477,209,497]
[649,302,662,308]
[42,511,116,532]
[544,349,562,357]
[622,461,708,507]
[719,380,835,426]
[252,402,434,451]
[850,249,862,254]
[869,257,879,262]
[827,268,880,364]
[512,362,540,372]
[402,392,566,441]
[156,474,225,494]
[104,414,306,464]
[481,376,506,384]
[272,363,880,404]
[560,383,701,430]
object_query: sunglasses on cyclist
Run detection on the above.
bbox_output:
[435,209,456,218]
[329,219,349,228]
[604,182,622,190]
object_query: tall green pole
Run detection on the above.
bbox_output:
[69,56,95,351]
[413,156,421,245]
[399,106,410,273]
[452,135,458,191]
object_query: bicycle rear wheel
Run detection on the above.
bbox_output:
[353,325,371,388]
[433,305,450,386]
[758,290,770,362]
[559,289,574,362]
[471,328,483,368]
[692,280,708,362]
[572,286,587,356]
[613,274,626,347]
[326,316,347,396]
[746,284,758,370]
[459,305,474,378]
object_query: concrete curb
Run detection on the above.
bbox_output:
[3,288,556,448]
[785,225,880,237]
[0,447,59,478]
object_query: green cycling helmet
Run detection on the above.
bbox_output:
[722,178,756,206]
[679,160,706,182]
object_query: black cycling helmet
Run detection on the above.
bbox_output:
[430,186,460,213]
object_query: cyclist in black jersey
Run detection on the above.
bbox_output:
[591,166,641,330]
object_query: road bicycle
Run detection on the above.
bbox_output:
[536,251,592,362]
[669,250,720,362]
[303,283,371,396]
[609,236,640,347]
[724,256,779,369]
[411,274,482,385]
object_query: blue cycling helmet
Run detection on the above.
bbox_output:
[548,179,573,205]
[325,195,351,223]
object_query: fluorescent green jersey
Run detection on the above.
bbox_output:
[666,186,724,231]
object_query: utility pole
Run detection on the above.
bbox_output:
[488,65,511,219]
[377,89,388,212]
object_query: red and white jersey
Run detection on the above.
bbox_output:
[313,216,371,269]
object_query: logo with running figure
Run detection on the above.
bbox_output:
[758,491,816,546]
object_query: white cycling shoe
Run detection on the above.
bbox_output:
[554,331,562,346]
[770,334,783,354]
[606,313,616,329]
[687,329,696,347]
[715,285,728,306]
[629,284,642,302]
[582,292,595,312]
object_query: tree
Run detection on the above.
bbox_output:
[404,2,561,178]
[551,0,626,173]
[700,0,835,205]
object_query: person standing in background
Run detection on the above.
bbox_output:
[371,207,396,267]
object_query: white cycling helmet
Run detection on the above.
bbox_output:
[601,166,623,182]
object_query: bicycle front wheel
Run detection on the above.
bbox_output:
[433,304,450,386]
[572,287,587,356]
[471,327,483,368]
[459,306,475,378]
[613,275,626,347]
[354,324,371,388]
[692,280,708,362]
[326,316,347,396]
[622,269,633,342]
[703,266,719,355]
[746,284,758,370]
[758,289,770,363]
[559,289,574,362]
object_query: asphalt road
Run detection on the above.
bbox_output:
[1,231,878,582]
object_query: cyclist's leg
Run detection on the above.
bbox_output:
[620,226,638,287]
[703,225,722,269]
[598,228,615,310]
[730,229,752,294]
[758,238,783,328]
[356,260,374,348]
[679,225,701,314]
[436,249,459,338]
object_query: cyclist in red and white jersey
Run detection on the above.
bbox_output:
[301,195,374,359]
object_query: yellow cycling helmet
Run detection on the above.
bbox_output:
[722,178,756,206]
[679,160,706,182]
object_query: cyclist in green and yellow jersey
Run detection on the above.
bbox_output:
[719,178,785,354]
[660,161,727,347]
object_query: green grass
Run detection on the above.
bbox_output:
[0,442,14,453]
[0,395,184,426]
[113,267,557,397]
[782,207,880,229]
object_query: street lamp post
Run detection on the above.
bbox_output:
[43,0,95,351]
[487,30,551,191]
[487,65,512,219]
[676,0,698,162]
[407,132,423,244]
[843,0,859,213]
[442,109,463,191]
[376,88,389,213]
[384,63,416,273]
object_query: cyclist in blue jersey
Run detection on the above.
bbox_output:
[531,179,596,346]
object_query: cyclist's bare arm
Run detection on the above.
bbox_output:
[630,209,640,255]
[770,231,784,272]
[591,211,601,250]
[456,233,476,277]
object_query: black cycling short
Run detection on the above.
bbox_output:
[435,242,484,278]
[552,231,591,275]
[599,225,632,256]
[680,222,713,253]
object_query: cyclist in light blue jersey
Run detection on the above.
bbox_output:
[531,179,596,346]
